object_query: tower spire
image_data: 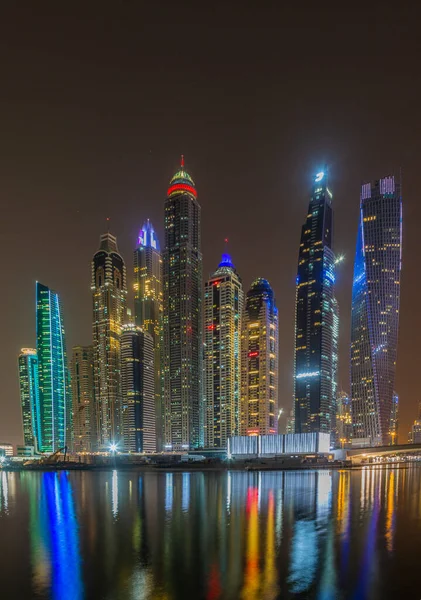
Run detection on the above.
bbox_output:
[180,154,185,168]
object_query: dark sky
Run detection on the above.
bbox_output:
[1,2,420,446]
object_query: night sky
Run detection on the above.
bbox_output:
[1,2,420,446]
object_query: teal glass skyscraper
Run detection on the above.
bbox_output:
[350,176,402,446]
[18,348,40,448]
[36,282,72,452]
[294,170,338,439]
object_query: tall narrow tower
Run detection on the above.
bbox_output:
[134,220,163,450]
[294,169,337,439]
[240,278,278,436]
[18,348,40,449]
[120,324,155,452]
[350,176,402,446]
[92,231,127,449]
[163,156,202,450]
[204,249,243,448]
[71,345,94,452]
[36,282,72,452]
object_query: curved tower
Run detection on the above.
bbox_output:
[92,231,127,449]
[350,176,402,446]
[163,156,202,450]
[204,249,243,448]
[240,278,278,436]
[134,220,163,450]
[36,283,72,452]
[294,170,337,440]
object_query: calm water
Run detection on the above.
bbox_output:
[1,467,420,599]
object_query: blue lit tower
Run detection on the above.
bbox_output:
[92,231,127,450]
[350,176,402,446]
[36,282,72,452]
[294,169,338,438]
[240,278,278,436]
[163,156,202,450]
[134,220,163,450]
[204,248,243,448]
[18,348,40,449]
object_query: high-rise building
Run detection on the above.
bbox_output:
[71,345,94,452]
[336,390,352,448]
[350,176,402,447]
[389,391,399,445]
[240,278,278,436]
[36,282,72,452]
[92,231,127,450]
[294,169,337,440]
[204,250,243,448]
[134,220,163,451]
[162,157,202,450]
[120,324,155,452]
[410,420,421,444]
[18,348,40,449]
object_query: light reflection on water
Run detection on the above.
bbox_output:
[0,466,420,599]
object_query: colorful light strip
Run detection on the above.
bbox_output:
[167,183,197,198]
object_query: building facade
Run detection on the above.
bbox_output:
[336,390,352,448]
[240,278,278,436]
[71,345,94,452]
[390,392,399,445]
[294,169,338,440]
[92,232,127,450]
[36,282,72,452]
[134,220,163,450]
[350,176,402,446]
[204,251,243,448]
[18,348,40,449]
[120,324,155,452]
[162,157,203,450]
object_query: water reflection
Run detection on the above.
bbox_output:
[2,466,421,599]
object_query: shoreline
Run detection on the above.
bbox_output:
[2,460,417,473]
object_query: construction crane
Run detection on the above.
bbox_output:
[37,446,68,465]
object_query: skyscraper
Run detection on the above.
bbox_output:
[18,348,40,449]
[92,231,127,450]
[240,278,278,436]
[350,176,402,447]
[294,169,337,439]
[336,390,352,448]
[134,220,163,450]
[204,250,243,448]
[120,324,155,452]
[163,156,202,450]
[36,282,72,452]
[71,345,94,452]
[390,392,399,445]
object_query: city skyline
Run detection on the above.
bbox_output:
[8,164,416,450]
[2,1,421,449]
